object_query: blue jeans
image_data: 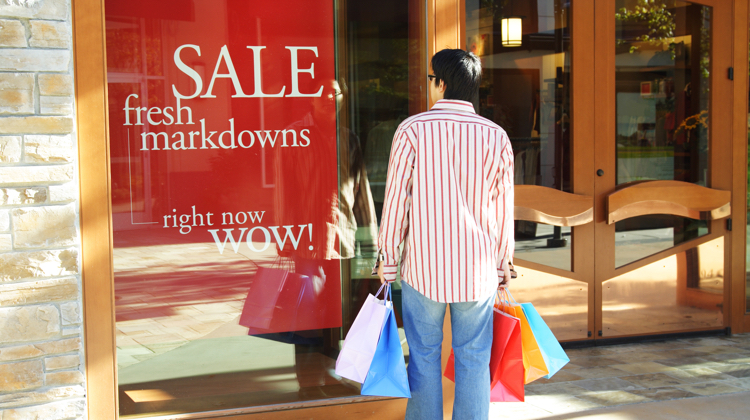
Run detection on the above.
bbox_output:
[401,282,493,420]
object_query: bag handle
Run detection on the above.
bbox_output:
[496,289,512,312]
[374,282,388,300]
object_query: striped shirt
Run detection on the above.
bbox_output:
[376,99,514,303]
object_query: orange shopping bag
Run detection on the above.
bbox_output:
[497,289,549,384]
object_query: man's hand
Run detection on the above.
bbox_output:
[498,260,512,289]
[378,263,387,285]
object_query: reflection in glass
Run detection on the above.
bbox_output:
[512,265,588,341]
[465,0,573,270]
[615,0,710,186]
[515,224,571,271]
[107,0,423,417]
[615,215,707,267]
[614,1,712,267]
[604,237,724,337]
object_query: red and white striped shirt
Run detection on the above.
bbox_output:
[377,99,514,303]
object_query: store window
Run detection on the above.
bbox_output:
[105,0,425,417]
[465,0,573,272]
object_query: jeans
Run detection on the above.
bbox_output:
[401,281,493,420]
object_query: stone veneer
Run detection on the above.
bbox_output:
[0,0,85,419]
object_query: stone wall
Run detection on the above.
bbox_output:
[0,0,85,419]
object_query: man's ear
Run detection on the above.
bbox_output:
[438,80,447,93]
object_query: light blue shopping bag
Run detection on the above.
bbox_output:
[361,284,411,398]
[520,302,569,379]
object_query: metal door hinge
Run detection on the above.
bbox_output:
[728,67,734,80]
[727,218,732,231]
[587,331,592,338]
[598,330,603,337]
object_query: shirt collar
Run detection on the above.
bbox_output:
[430,99,476,114]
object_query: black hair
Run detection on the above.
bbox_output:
[431,49,482,103]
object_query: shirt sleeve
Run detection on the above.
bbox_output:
[373,123,415,282]
[495,131,515,280]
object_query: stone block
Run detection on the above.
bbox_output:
[0,304,60,344]
[61,326,79,337]
[40,95,73,115]
[0,136,22,163]
[0,0,69,21]
[44,370,84,386]
[0,73,34,115]
[0,19,25,47]
[12,204,77,249]
[0,360,43,392]
[1,398,86,420]
[29,20,69,48]
[0,49,69,72]
[0,338,81,363]
[0,209,9,231]
[59,301,80,325]
[24,135,73,162]
[48,183,75,203]
[0,277,77,306]
[0,385,84,409]
[33,337,80,355]
[0,248,78,281]
[0,233,10,251]
[0,116,73,135]
[44,355,78,371]
[0,165,73,187]
[38,74,72,96]
[0,187,47,205]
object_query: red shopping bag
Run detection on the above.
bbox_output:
[445,307,524,402]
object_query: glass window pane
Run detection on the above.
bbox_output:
[614,0,712,268]
[106,1,424,417]
[466,0,573,271]
[604,237,724,337]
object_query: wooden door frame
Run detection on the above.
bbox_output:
[594,0,737,339]
[734,0,750,333]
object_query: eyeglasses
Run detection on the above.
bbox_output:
[428,74,436,81]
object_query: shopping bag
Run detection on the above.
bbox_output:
[335,283,390,383]
[239,266,289,330]
[521,302,569,378]
[445,305,524,402]
[497,290,549,384]
[361,284,411,398]
[242,259,343,335]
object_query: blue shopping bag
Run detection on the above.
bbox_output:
[520,302,569,378]
[361,284,411,398]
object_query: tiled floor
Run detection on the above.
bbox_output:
[489,333,750,419]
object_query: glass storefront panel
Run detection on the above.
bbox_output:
[106,0,424,417]
[465,0,573,271]
[603,237,724,337]
[512,264,588,341]
[614,0,712,268]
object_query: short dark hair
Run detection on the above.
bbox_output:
[431,49,482,103]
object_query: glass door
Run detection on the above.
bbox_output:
[594,0,733,338]
[464,0,596,342]
[463,0,733,342]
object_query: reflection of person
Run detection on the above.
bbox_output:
[375,49,514,419]
[273,79,378,391]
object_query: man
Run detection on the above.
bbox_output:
[375,49,514,419]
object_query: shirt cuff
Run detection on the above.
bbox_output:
[382,264,397,282]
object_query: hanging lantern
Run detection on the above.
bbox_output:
[501,16,523,47]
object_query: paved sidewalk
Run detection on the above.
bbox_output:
[489,333,750,419]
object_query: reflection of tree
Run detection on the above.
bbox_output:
[616,0,676,57]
